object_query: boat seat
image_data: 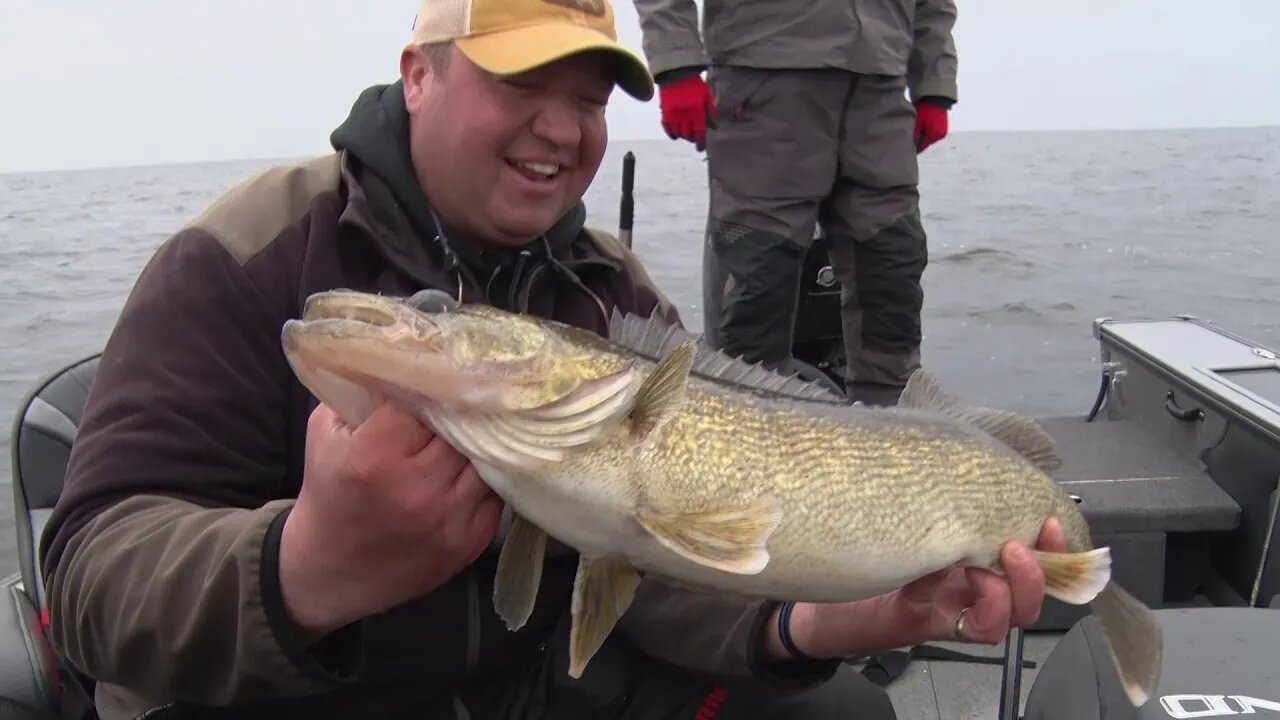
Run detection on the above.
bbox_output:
[5,353,102,720]
[1031,415,1242,629]
[0,574,59,719]
[10,354,101,617]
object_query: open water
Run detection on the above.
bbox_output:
[1,127,1278,576]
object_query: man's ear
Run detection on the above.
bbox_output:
[401,47,429,112]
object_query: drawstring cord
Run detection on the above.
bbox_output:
[539,236,611,330]
[425,204,472,302]
[424,204,610,328]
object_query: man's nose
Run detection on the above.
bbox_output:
[529,100,583,148]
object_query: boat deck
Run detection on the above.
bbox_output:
[867,633,1060,720]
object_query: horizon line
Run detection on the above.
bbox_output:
[3,122,1276,177]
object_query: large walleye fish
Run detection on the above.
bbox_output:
[281,289,1163,706]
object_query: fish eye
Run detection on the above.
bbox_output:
[404,289,459,314]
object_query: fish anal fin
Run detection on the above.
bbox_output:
[1034,547,1111,605]
[493,515,549,632]
[634,496,782,575]
[568,555,641,679]
[900,369,1063,474]
[629,340,695,440]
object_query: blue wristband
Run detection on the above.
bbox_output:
[776,601,814,661]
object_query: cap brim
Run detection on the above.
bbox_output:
[455,22,654,102]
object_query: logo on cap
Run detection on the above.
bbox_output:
[543,0,606,17]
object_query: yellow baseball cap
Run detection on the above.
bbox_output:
[409,0,655,102]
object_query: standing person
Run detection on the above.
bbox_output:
[37,0,1056,718]
[635,0,958,405]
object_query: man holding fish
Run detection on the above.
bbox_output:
[35,1,1145,719]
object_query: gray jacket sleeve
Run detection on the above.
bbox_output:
[909,0,959,102]
[633,0,709,77]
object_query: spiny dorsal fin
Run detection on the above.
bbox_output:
[900,369,1063,474]
[629,340,695,440]
[608,307,845,404]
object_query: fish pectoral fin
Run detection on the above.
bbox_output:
[568,555,641,679]
[493,514,549,632]
[628,340,695,441]
[634,496,782,575]
[1034,547,1112,604]
[899,369,1063,474]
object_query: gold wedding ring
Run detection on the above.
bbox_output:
[954,606,971,640]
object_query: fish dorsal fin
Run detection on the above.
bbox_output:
[899,369,1063,474]
[629,340,695,440]
[608,307,845,404]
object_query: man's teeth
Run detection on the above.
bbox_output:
[518,161,559,178]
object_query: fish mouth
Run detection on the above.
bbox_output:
[283,290,515,417]
[282,289,627,417]
[284,291,449,364]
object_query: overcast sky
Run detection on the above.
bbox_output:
[2,0,1277,173]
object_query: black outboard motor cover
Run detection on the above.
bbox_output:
[1023,608,1280,720]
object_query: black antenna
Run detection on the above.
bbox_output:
[997,627,1026,720]
[619,151,635,248]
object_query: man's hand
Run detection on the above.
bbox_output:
[914,100,949,153]
[278,401,504,638]
[766,518,1068,661]
[890,517,1066,644]
[658,74,717,151]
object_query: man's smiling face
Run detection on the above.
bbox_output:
[401,44,615,249]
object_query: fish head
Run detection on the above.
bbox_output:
[282,290,638,426]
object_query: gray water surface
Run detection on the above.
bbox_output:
[1,127,1278,576]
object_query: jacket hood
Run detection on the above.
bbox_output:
[329,81,588,279]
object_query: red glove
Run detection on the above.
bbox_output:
[658,74,717,150]
[914,102,949,153]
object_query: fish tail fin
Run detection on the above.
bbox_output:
[1034,547,1112,605]
[1090,582,1164,707]
[1035,546,1163,705]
